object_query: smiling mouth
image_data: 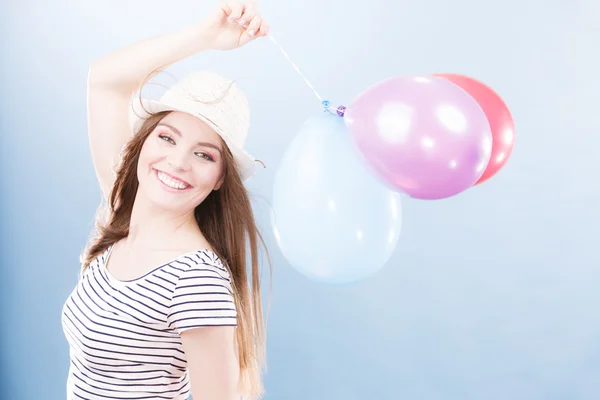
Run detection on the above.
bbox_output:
[155,170,191,190]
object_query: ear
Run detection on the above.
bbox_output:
[213,174,225,191]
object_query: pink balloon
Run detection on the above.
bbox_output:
[345,75,492,200]
[434,73,516,186]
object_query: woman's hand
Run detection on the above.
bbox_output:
[200,2,270,51]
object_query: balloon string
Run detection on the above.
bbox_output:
[268,35,346,116]
[268,35,324,103]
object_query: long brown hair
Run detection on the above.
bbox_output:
[81,110,270,399]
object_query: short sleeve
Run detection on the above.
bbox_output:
[167,264,237,333]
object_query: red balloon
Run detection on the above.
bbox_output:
[434,73,515,185]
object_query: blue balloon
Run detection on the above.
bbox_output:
[271,112,403,285]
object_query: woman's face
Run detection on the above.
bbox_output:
[136,111,225,214]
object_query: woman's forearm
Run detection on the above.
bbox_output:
[88,23,213,94]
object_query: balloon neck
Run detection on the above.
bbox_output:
[322,100,346,118]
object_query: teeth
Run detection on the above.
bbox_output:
[157,171,188,190]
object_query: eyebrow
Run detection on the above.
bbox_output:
[157,123,223,154]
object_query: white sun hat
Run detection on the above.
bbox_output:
[129,70,259,181]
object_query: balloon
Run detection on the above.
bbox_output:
[434,73,515,185]
[271,112,402,285]
[344,75,492,200]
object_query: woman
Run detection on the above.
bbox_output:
[61,3,271,399]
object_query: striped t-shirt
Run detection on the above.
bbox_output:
[61,245,237,399]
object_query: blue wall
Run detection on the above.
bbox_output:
[1,0,599,398]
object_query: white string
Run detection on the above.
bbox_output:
[268,35,325,104]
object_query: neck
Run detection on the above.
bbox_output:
[126,192,200,250]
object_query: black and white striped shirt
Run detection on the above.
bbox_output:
[61,245,237,399]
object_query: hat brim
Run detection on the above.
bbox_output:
[129,98,258,182]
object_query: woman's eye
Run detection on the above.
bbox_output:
[158,134,175,144]
[195,152,215,162]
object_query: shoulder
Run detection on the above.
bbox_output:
[167,250,237,331]
[172,249,232,283]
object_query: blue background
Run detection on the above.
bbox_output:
[1,0,599,399]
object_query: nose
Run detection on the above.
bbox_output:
[166,148,191,171]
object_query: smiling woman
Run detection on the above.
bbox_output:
[60,2,271,400]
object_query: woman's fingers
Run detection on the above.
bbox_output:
[245,15,262,37]
[235,2,256,27]
[222,2,245,22]
[220,2,269,41]
[257,19,269,36]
